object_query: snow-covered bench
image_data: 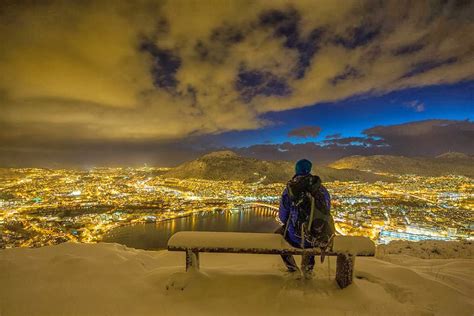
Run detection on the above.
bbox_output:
[167,231,375,288]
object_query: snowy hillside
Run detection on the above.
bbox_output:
[378,240,473,259]
[0,241,473,316]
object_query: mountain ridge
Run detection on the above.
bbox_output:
[329,152,473,177]
[165,151,391,183]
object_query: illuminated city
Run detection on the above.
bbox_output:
[1,167,472,249]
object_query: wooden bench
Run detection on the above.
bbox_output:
[167,231,375,289]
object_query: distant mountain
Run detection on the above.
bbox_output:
[329,152,474,177]
[435,151,470,160]
[164,151,391,183]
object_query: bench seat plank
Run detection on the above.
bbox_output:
[333,235,376,256]
[170,246,331,255]
[168,231,375,256]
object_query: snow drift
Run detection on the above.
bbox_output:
[0,241,473,315]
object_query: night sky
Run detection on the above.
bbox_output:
[0,0,473,167]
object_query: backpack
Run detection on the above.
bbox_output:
[286,174,335,249]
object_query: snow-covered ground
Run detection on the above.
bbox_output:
[0,241,473,316]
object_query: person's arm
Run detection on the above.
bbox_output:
[279,188,291,225]
[321,185,331,211]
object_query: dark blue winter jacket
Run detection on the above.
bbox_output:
[279,181,331,248]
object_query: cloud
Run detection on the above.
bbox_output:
[288,126,321,138]
[322,137,387,147]
[236,141,377,165]
[363,119,474,156]
[404,100,425,112]
[0,0,473,163]
[1,119,472,167]
[238,119,474,163]
[325,133,342,139]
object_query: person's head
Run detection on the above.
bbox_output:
[295,159,312,176]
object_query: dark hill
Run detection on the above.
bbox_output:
[164,151,391,183]
[329,153,473,177]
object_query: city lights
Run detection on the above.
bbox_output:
[0,168,472,248]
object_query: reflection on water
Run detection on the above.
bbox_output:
[102,209,281,250]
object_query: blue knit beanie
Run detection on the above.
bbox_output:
[295,159,312,176]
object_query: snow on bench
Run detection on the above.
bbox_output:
[167,231,376,288]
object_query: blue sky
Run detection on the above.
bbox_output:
[213,80,473,147]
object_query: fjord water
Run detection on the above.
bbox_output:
[103,209,280,250]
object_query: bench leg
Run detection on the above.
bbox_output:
[185,249,200,271]
[336,254,355,289]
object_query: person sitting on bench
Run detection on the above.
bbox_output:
[276,158,335,279]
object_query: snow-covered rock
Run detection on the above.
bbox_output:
[0,242,473,315]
